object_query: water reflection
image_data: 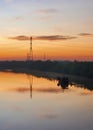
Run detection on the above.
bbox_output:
[27,74,33,98]
[0,72,93,130]
[57,77,69,90]
[56,76,93,92]
[0,72,93,96]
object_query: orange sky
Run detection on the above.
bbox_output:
[0,36,93,61]
[0,0,93,61]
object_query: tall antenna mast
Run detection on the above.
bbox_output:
[30,36,33,61]
[27,36,33,61]
[30,36,32,51]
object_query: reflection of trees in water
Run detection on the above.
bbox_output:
[24,70,93,91]
[57,77,69,90]
[57,76,93,91]
[57,77,72,91]
[26,75,93,96]
[9,74,93,97]
[71,79,93,91]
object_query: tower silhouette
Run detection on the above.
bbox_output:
[27,36,33,61]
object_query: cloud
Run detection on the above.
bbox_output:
[9,35,76,41]
[11,16,24,22]
[37,8,59,14]
[34,35,76,41]
[36,8,59,21]
[9,35,29,41]
[79,33,93,37]
[15,16,24,21]
[10,87,62,93]
[39,15,54,21]
[81,91,93,96]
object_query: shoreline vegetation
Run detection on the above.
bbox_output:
[0,60,93,78]
[0,60,93,91]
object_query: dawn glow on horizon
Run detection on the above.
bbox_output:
[0,0,93,61]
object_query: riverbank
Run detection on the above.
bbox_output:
[0,60,93,79]
[5,67,93,91]
[1,66,93,90]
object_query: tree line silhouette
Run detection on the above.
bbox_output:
[0,60,93,79]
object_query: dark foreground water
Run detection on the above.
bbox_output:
[0,72,93,130]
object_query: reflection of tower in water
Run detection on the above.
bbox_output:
[27,74,33,98]
[26,37,33,98]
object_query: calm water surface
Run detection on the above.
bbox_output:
[0,72,93,130]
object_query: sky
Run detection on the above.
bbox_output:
[0,0,93,61]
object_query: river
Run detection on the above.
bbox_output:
[0,71,93,130]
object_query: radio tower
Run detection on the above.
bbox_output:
[27,36,33,61]
[30,36,33,61]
